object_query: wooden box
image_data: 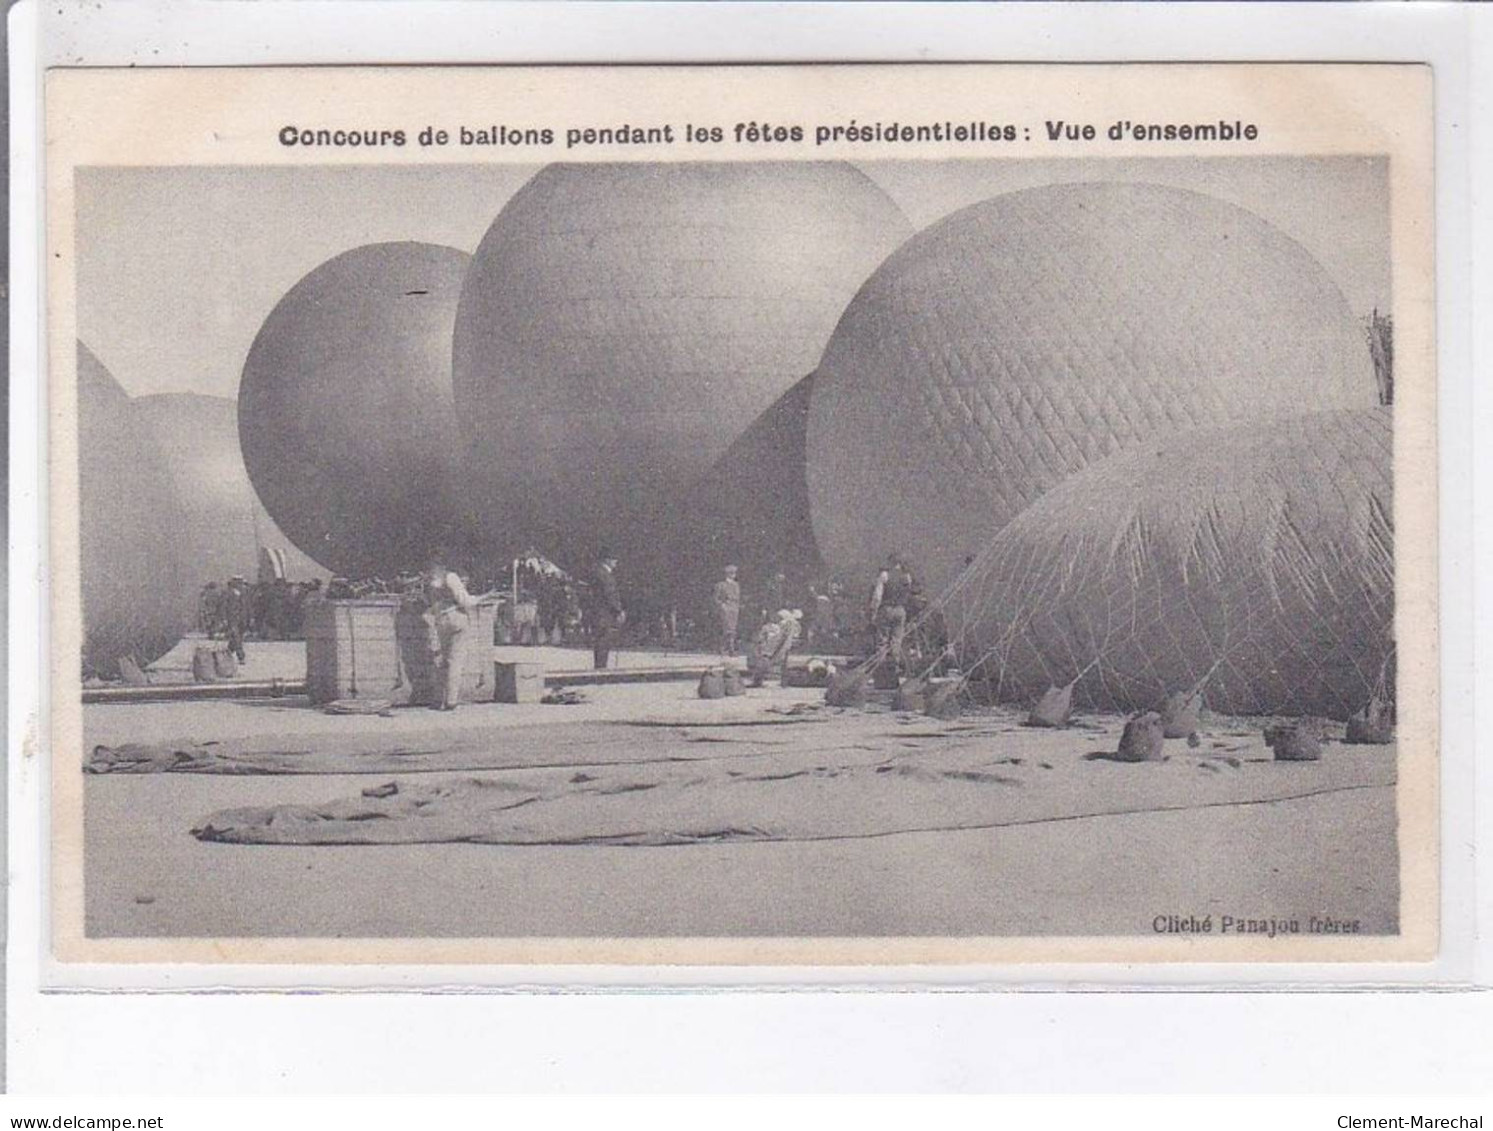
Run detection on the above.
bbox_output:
[494,660,545,704]
[305,598,496,706]
[304,598,404,705]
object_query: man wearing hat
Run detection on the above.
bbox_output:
[746,607,802,688]
[587,549,625,670]
[222,575,251,665]
[713,564,742,655]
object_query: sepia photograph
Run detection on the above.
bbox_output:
[7,0,1491,1100]
[43,64,1437,966]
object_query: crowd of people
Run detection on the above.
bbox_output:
[197,575,325,663]
[191,547,954,688]
[710,555,955,685]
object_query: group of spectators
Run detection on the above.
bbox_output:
[197,576,326,662]
[193,547,954,684]
[468,566,584,647]
[712,569,868,655]
[711,555,954,681]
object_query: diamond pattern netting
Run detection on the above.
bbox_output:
[452,162,912,566]
[805,181,1380,591]
[940,409,1394,719]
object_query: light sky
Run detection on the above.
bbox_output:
[75,156,1389,399]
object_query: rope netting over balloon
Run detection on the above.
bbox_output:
[805,181,1380,591]
[914,409,1394,720]
[452,162,912,569]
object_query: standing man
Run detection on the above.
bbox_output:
[867,564,890,639]
[870,556,911,671]
[198,581,222,637]
[536,571,566,645]
[829,576,852,639]
[713,564,742,655]
[222,575,250,665]
[807,581,835,649]
[265,577,293,640]
[423,554,480,710]
[588,549,625,670]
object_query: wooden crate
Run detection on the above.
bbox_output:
[305,599,497,705]
[304,598,405,705]
[494,660,545,704]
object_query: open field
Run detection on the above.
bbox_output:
[81,674,1397,940]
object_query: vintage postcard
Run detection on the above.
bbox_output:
[44,63,1436,968]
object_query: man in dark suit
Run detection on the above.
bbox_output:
[589,550,625,669]
[870,556,912,671]
[222,575,250,664]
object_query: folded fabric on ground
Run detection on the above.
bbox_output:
[86,730,758,777]
[191,739,1395,846]
[85,708,834,776]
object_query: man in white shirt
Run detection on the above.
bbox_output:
[424,555,479,709]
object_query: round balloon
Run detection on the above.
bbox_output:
[657,372,826,622]
[452,161,912,570]
[805,181,1381,592]
[944,409,1393,719]
[135,393,331,602]
[77,343,191,678]
[238,241,471,579]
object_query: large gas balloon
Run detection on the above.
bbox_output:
[945,409,1393,719]
[452,161,912,568]
[238,242,471,579]
[806,181,1380,591]
[77,343,191,678]
[659,372,826,620]
[135,393,331,600]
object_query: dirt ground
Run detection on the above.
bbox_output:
[80,676,1399,940]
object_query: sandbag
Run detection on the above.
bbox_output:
[871,660,901,691]
[697,669,726,700]
[1265,722,1322,762]
[924,680,963,721]
[722,668,746,697]
[1159,690,1204,739]
[1345,697,1395,745]
[1026,683,1073,728]
[825,668,869,708]
[212,649,240,679]
[1116,712,1166,763]
[893,677,927,713]
[191,645,218,683]
[117,656,151,686]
